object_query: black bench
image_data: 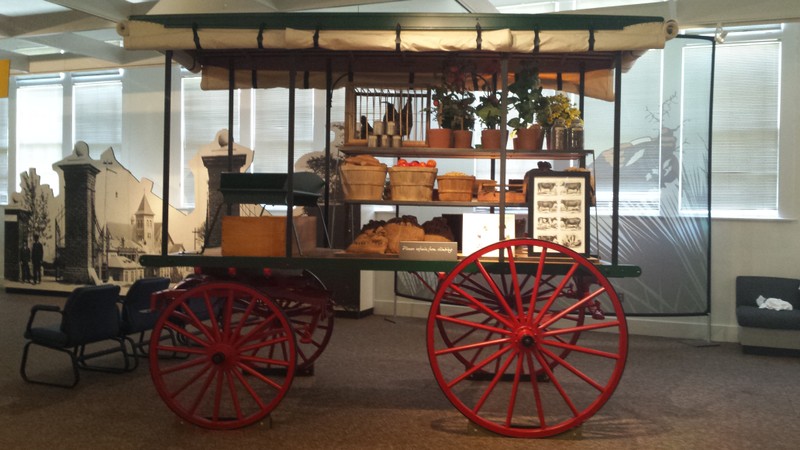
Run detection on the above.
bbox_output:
[219,172,325,207]
[205,172,329,252]
[735,276,800,353]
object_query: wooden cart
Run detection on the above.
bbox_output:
[120,12,675,438]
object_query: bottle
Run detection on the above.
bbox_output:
[568,119,584,151]
[551,119,567,151]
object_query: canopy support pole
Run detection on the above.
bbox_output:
[226,61,235,217]
[324,59,333,248]
[611,52,622,265]
[160,51,172,256]
[498,57,509,247]
[286,62,296,257]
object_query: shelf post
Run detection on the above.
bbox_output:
[499,57,509,246]
[286,62,296,257]
[160,51,172,257]
[611,52,622,265]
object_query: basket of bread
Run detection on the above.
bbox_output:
[340,154,387,200]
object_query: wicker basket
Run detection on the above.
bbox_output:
[341,164,388,200]
[388,166,437,201]
[437,175,475,202]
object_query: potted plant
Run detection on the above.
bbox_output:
[537,93,582,150]
[429,63,476,148]
[475,87,506,150]
[508,63,546,150]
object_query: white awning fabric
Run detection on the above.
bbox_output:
[118,20,678,53]
[117,14,678,100]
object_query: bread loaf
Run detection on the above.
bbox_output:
[345,226,389,254]
[384,216,424,253]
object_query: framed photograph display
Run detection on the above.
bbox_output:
[527,171,591,254]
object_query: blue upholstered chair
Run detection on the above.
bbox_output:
[20,284,138,388]
[119,277,171,356]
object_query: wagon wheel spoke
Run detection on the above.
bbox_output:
[271,270,334,372]
[436,266,583,377]
[428,238,627,438]
[150,282,296,430]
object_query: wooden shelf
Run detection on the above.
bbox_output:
[339,147,594,161]
[344,199,527,208]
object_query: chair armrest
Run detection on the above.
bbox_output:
[24,304,63,335]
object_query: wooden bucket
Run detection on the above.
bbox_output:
[341,164,388,200]
[389,166,437,201]
[437,175,475,202]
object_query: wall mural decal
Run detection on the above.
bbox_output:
[4,131,253,292]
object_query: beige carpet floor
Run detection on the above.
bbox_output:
[1,290,799,450]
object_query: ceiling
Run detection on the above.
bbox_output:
[1,0,797,75]
[0,0,509,75]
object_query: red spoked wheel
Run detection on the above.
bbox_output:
[149,282,296,429]
[270,270,334,374]
[435,271,585,378]
[427,238,627,438]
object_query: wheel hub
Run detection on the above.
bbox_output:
[209,344,235,367]
[521,335,535,348]
[515,327,537,349]
[212,352,226,364]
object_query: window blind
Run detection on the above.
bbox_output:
[181,77,240,207]
[16,85,63,193]
[252,88,314,173]
[73,80,122,157]
[701,41,780,211]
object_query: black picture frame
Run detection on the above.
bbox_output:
[526,171,591,254]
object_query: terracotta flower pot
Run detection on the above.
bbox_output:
[453,130,473,149]
[428,128,453,148]
[480,129,505,150]
[514,125,544,150]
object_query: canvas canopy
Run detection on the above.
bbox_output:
[118,13,678,100]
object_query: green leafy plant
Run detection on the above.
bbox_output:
[475,89,504,130]
[507,63,545,130]
[430,63,476,131]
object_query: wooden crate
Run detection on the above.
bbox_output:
[222,215,317,257]
[476,180,525,203]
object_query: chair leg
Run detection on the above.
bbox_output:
[131,331,151,358]
[122,337,140,371]
[76,338,139,373]
[20,341,80,388]
[138,328,188,360]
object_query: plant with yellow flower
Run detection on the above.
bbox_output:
[536,93,582,128]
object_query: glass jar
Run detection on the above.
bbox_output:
[551,119,567,151]
[568,119,584,151]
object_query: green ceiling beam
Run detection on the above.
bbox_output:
[129,12,664,32]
